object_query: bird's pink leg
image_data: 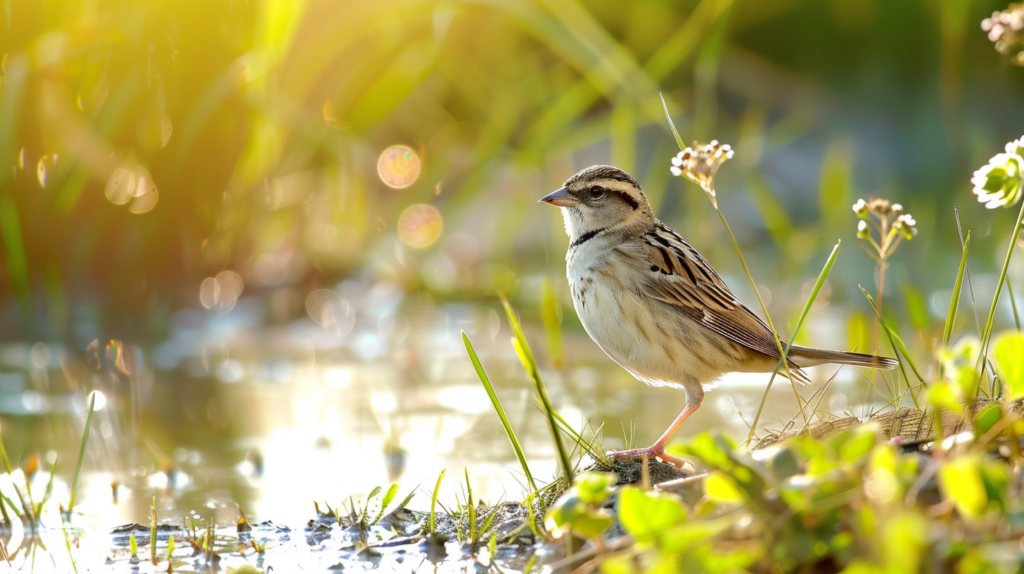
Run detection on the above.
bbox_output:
[609,402,701,468]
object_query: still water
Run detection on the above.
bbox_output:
[0,279,871,571]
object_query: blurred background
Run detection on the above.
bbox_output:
[1,0,1023,533]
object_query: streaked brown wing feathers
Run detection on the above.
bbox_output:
[627,224,790,365]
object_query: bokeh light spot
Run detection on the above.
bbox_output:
[200,271,244,313]
[377,145,421,189]
[129,182,159,214]
[305,289,355,334]
[398,204,443,249]
[322,100,344,129]
[105,168,136,205]
[36,155,48,188]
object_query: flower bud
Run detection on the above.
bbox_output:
[857,220,870,239]
[852,199,869,219]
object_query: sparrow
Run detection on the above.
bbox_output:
[540,165,897,467]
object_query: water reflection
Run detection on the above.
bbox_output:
[0,276,872,570]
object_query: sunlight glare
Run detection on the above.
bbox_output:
[377,145,421,189]
[397,204,442,248]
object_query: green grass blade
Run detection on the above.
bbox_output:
[500,296,574,483]
[67,392,96,517]
[746,241,840,443]
[38,455,58,519]
[0,485,9,524]
[465,469,476,542]
[429,470,445,533]
[537,401,608,464]
[463,332,537,492]
[943,231,970,345]
[859,286,925,385]
[396,482,420,511]
[369,483,399,526]
[659,93,687,151]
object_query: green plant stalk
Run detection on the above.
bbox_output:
[1007,277,1021,331]
[974,200,1024,387]
[0,486,9,524]
[465,469,476,543]
[67,392,96,517]
[429,470,445,534]
[463,332,538,491]
[0,429,29,520]
[660,94,806,425]
[746,241,841,444]
[501,296,574,483]
[62,516,79,574]
[860,287,923,409]
[715,209,808,423]
[37,456,58,520]
[943,232,971,346]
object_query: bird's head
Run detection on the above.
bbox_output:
[540,165,653,243]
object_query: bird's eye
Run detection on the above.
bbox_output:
[588,186,606,200]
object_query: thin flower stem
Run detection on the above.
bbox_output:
[974,199,1024,388]
[873,259,887,354]
[713,208,808,425]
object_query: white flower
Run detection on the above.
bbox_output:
[972,152,1024,209]
[857,220,869,239]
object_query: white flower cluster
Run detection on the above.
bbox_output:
[670,140,734,207]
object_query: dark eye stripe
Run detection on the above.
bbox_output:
[611,190,639,210]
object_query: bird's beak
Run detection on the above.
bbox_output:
[539,187,578,207]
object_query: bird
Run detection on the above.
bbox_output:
[539,164,897,467]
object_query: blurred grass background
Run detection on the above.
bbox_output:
[0,0,1022,355]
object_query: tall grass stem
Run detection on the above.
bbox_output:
[974,200,1024,388]
[501,296,574,483]
[943,231,970,345]
[746,241,841,443]
[463,332,537,492]
[67,391,96,517]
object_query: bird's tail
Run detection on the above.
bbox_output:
[787,345,898,370]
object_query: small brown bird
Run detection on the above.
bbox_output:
[541,165,897,467]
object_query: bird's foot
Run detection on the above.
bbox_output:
[608,446,690,470]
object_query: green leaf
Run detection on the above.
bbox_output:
[679,432,732,470]
[660,516,735,553]
[827,424,876,462]
[926,380,964,415]
[617,487,687,541]
[575,471,617,505]
[974,403,1003,438]
[939,456,987,520]
[705,472,746,504]
[994,331,1024,400]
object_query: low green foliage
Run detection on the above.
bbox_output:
[544,472,617,540]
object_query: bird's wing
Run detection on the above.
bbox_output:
[618,222,788,364]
